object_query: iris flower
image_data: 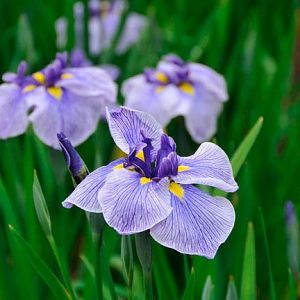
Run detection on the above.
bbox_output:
[63,106,238,258]
[0,53,116,148]
[122,54,228,143]
[88,0,146,55]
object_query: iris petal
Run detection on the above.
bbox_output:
[62,158,125,212]
[150,184,235,258]
[106,106,163,155]
[99,168,172,234]
[173,142,238,192]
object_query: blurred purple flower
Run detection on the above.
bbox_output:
[88,0,146,55]
[122,54,228,143]
[63,106,238,258]
[0,53,117,148]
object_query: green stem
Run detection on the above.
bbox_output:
[47,235,76,300]
[135,231,153,300]
[94,232,103,300]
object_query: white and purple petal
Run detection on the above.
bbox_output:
[183,85,223,143]
[122,75,186,127]
[0,83,29,139]
[173,142,238,192]
[188,63,228,102]
[99,168,172,234]
[150,184,235,258]
[62,158,125,212]
[27,87,104,149]
[106,106,163,154]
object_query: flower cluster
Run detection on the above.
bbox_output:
[62,107,238,258]
[123,54,228,143]
[0,53,116,148]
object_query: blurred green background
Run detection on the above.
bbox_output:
[0,0,299,299]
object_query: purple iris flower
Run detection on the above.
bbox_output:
[0,53,116,149]
[88,0,146,55]
[63,106,238,258]
[122,54,228,143]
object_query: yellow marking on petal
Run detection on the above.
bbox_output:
[47,87,63,100]
[178,165,190,172]
[155,86,166,93]
[22,84,37,93]
[179,82,195,95]
[155,71,169,84]
[113,163,124,170]
[32,72,45,84]
[136,150,145,161]
[61,73,74,80]
[140,177,152,185]
[169,182,184,200]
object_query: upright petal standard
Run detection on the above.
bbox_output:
[62,107,238,258]
[122,54,228,143]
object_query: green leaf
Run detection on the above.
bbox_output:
[8,225,71,300]
[182,267,196,300]
[288,269,297,300]
[201,275,214,300]
[33,170,52,237]
[225,276,238,300]
[240,222,256,300]
[231,117,263,177]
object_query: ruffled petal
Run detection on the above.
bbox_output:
[0,83,29,139]
[62,158,125,212]
[99,168,172,234]
[106,106,163,154]
[184,85,223,143]
[173,142,238,192]
[150,184,235,258]
[188,63,228,102]
[28,87,104,149]
[122,75,186,127]
[57,67,117,102]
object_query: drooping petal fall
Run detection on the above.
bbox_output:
[0,83,29,139]
[99,168,172,234]
[173,142,238,192]
[150,184,235,258]
[62,158,125,212]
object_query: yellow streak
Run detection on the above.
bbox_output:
[178,165,190,172]
[22,84,37,93]
[155,86,165,93]
[136,150,145,161]
[179,82,195,95]
[155,72,169,84]
[47,87,63,100]
[169,182,184,200]
[61,73,74,80]
[140,177,152,185]
[32,72,45,84]
[113,163,124,170]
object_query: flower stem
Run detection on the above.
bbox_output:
[135,231,153,300]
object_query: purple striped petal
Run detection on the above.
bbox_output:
[27,87,104,149]
[188,63,228,102]
[106,106,163,154]
[122,75,189,127]
[62,158,125,212]
[173,142,238,192]
[57,67,117,101]
[150,184,235,258]
[184,86,223,143]
[0,83,29,139]
[99,168,172,234]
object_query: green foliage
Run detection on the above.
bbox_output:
[0,0,299,299]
